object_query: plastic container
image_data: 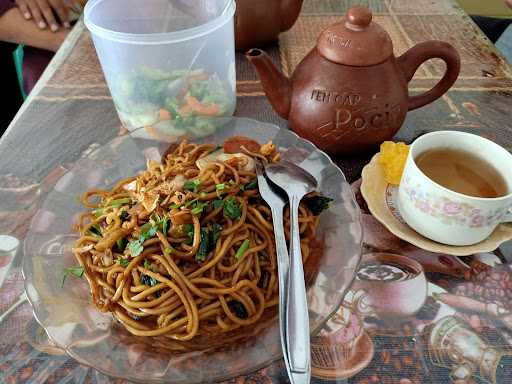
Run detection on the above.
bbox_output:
[84,0,236,137]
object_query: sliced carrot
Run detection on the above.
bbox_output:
[194,103,220,116]
[179,95,221,117]
[159,109,172,121]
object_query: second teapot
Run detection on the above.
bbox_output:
[247,6,461,155]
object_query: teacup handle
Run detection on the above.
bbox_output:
[397,41,461,111]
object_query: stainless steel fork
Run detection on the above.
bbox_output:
[255,160,294,381]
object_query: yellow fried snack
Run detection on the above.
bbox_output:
[378,141,409,185]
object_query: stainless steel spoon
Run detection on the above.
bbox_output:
[265,160,317,382]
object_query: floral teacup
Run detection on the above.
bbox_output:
[398,131,512,246]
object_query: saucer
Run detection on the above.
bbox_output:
[361,154,512,256]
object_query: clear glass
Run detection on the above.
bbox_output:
[84,0,236,133]
[23,118,362,383]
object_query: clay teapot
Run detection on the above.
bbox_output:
[247,6,461,155]
[235,0,303,50]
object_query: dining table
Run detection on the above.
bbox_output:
[2,0,512,383]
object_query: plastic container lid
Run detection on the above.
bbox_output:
[84,0,236,44]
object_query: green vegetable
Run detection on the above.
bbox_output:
[196,223,222,262]
[189,118,217,138]
[119,210,130,221]
[182,223,195,244]
[138,65,173,81]
[87,224,102,237]
[241,180,258,191]
[184,179,201,192]
[161,216,169,235]
[127,224,158,257]
[164,97,180,117]
[216,183,225,191]
[191,206,203,215]
[140,274,158,287]
[170,203,181,210]
[235,239,250,260]
[127,241,144,257]
[228,300,248,319]
[210,223,222,246]
[223,197,241,220]
[92,208,103,217]
[108,198,131,207]
[116,238,127,252]
[196,228,211,262]
[61,265,84,288]
[213,199,224,209]
[143,259,152,270]
[119,258,130,267]
[302,195,334,216]
[184,198,198,208]
[190,200,208,216]
[164,247,174,255]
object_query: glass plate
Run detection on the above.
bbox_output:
[22,118,362,383]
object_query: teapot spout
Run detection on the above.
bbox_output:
[246,49,292,119]
[281,0,303,32]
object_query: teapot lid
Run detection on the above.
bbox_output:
[317,6,393,66]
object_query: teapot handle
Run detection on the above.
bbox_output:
[397,41,460,111]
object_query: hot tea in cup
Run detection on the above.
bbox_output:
[398,131,512,246]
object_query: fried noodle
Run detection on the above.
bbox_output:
[73,137,320,341]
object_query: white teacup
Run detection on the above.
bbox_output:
[398,131,512,246]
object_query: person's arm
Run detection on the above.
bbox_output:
[0,7,67,51]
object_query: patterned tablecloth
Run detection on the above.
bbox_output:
[2,0,512,383]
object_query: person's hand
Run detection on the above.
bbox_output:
[507,0,512,10]
[15,0,70,32]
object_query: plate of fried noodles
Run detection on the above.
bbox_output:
[23,117,362,383]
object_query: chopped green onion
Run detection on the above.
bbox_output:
[109,198,131,207]
[184,180,201,193]
[184,198,198,208]
[161,216,169,235]
[235,239,250,260]
[92,208,103,217]
[213,199,224,209]
[216,183,225,191]
[143,259,151,269]
[119,258,130,267]
[191,206,203,215]
[241,180,258,191]
[170,203,181,210]
[61,265,84,288]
